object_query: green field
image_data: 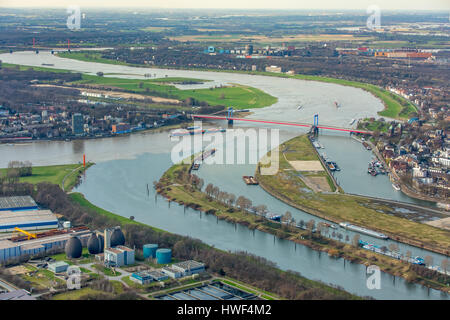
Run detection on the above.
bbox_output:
[72,74,277,109]
[57,52,135,67]
[279,135,337,192]
[256,135,450,254]
[0,163,91,191]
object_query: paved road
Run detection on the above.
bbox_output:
[0,278,19,292]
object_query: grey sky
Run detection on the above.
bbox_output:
[1,0,449,11]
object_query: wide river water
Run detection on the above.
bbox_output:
[0,51,448,300]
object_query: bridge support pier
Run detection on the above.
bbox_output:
[227,107,234,125]
[312,114,319,136]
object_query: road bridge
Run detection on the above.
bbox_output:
[191,114,373,135]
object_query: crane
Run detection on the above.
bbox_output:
[13,227,37,240]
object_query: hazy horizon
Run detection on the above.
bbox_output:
[1,0,449,11]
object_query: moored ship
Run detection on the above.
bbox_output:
[339,222,389,239]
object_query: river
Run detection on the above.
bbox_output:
[0,51,448,300]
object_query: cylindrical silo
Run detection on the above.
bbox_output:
[156,248,172,264]
[143,244,158,259]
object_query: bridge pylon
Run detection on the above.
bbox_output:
[312,114,319,136]
[227,107,234,125]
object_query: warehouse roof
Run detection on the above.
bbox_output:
[0,196,38,211]
[105,248,122,254]
[116,245,134,252]
[48,261,69,268]
[0,210,58,227]
[162,266,181,274]
[172,260,205,271]
[148,270,166,279]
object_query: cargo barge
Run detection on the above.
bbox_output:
[339,222,389,240]
[243,176,258,185]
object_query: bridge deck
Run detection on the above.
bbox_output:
[192,114,372,135]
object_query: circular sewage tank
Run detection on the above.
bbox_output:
[143,244,158,259]
[156,248,172,264]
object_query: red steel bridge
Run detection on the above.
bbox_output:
[192,112,373,135]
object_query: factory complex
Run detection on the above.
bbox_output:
[0,227,91,262]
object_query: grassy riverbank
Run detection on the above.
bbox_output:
[156,156,450,292]
[72,74,277,109]
[0,163,92,191]
[56,51,416,119]
[256,135,450,256]
[3,61,277,109]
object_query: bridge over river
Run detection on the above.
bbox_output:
[192,114,373,135]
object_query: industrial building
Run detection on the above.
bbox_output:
[0,227,91,262]
[171,260,205,276]
[131,269,169,284]
[161,266,183,279]
[161,260,205,279]
[148,270,168,281]
[104,245,135,267]
[0,210,58,232]
[48,261,69,273]
[0,196,38,212]
[131,271,153,285]
[102,227,134,267]
[111,123,131,134]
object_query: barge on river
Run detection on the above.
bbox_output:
[339,222,389,240]
[243,176,259,185]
